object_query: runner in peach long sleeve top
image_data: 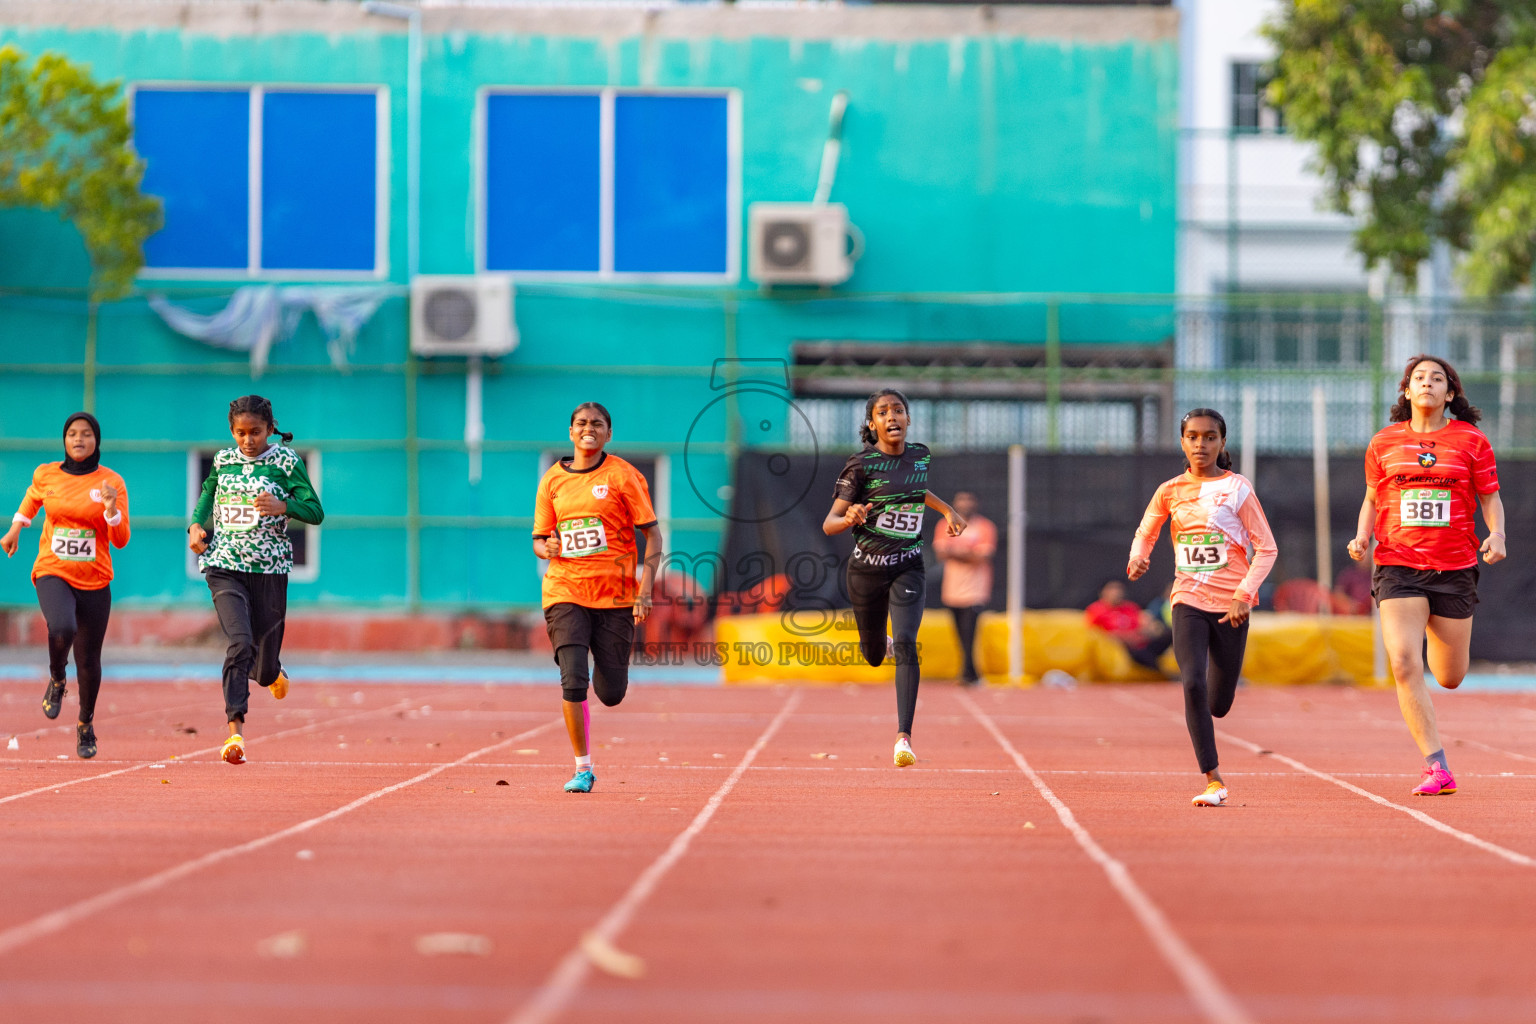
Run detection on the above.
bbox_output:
[1127,408,1277,808]
[1129,470,1277,615]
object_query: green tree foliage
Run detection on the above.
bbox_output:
[1265,1,1536,295]
[0,45,161,300]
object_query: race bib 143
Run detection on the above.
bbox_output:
[1175,531,1228,572]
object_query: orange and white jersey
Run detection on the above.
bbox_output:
[1130,470,1277,614]
[13,462,131,590]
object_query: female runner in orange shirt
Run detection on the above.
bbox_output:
[532,402,662,794]
[1,413,131,759]
[1346,355,1504,796]
[1127,408,1277,806]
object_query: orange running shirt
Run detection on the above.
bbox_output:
[533,452,658,610]
[13,463,131,590]
[1130,470,1277,614]
[1365,420,1498,571]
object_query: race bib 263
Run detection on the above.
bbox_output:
[558,516,609,557]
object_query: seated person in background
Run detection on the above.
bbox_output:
[1085,579,1173,671]
[1331,563,1373,615]
[1144,580,1175,633]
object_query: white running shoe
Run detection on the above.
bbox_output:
[1191,780,1227,806]
[894,738,916,767]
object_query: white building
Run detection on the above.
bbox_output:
[1168,0,1536,453]
[1176,0,1374,305]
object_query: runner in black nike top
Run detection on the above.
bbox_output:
[823,389,968,767]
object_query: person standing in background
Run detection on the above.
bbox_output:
[932,491,996,687]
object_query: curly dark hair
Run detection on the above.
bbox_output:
[1388,354,1481,426]
[229,395,293,443]
[1179,407,1232,471]
[860,388,911,446]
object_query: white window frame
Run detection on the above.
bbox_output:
[185,448,322,584]
[130,82,390,280]
[475,86,741,284]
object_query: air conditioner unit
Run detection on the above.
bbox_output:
[410,274,518,357]
[748,202,857,286]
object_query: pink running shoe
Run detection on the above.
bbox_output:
[1412,761,1456,796]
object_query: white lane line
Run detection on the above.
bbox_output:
[959,692,1258,1024]
[9,698,208,741]
[506,690,802,1024]
[1453,736,1536,764]
[148,761,1534,781]
[0,699,412,808]
[0,717,560,957]
[1115,690,1536,870]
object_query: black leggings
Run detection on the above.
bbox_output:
[848,561,926,736]
[1172,603,1249,774]
[206,568,288,723]
[35,576,112,725]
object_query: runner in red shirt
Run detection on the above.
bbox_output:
[1347,355,1505,796]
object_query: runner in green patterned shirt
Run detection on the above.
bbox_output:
[187,395,324,765]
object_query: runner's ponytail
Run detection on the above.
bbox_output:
[1389,354,1483,426]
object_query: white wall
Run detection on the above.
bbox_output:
[1175,0,1369,298]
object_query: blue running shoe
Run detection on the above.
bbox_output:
[564,769,595,793]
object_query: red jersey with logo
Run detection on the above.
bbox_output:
[533,452,658,610]
[13,463,131,590]
[1365,420,1498,571]
[1130,471,1277,614]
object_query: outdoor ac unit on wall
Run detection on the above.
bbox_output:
[409,274,518,357]
[748,202,858,286]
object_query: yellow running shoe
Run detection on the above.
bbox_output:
[1191,780,1227,807]
[894,738,916,767]
[222,734,247,765]
[270,670,289,701]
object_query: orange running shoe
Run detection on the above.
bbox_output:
[221,734,246,765]
[270,670,289,701]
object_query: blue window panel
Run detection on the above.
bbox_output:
[136,90,249,269]
[262,91,379,272]
[614,95,729,275]
[485,93,601,273]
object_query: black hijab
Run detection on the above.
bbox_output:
[61,412,102,476]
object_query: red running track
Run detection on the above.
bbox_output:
[2,678,1536,1023]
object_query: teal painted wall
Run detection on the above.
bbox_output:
[0,17,1177,609]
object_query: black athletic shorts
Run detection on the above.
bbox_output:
[1372,564,1479,620]
[543,602,634,657]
